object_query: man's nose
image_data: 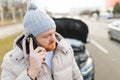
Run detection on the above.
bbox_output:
[50,34,56,41]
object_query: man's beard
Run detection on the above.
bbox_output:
[44,41,56,51]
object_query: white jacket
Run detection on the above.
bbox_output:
[1,33,83,80]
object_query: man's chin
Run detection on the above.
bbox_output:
[46,46,56,51]
[45,44,56,51]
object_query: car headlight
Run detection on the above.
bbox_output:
[80,58,93,76]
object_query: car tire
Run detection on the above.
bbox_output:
[108,31,113,40]
[91,76,95,80]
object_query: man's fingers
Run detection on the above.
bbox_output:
[29,38,34,53]
[41,53,46,61]
[34,47,46,53]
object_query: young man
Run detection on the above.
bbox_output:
[0,3,83,80]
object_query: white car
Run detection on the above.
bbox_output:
[108,20,120,41]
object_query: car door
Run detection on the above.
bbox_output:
[113,23,120,41]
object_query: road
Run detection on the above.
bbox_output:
[0,23,23,39]
[82,18,120,80]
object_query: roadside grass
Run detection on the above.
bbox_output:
[0,32,22,73]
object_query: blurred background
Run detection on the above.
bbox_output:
[0,0,120,80]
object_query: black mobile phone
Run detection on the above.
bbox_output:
[26,34,39,54]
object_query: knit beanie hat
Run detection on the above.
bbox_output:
[23,2,56,37]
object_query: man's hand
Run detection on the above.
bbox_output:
[27,38,46,79]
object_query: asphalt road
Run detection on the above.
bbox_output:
[0,23,23,39]
[82,18,120,80]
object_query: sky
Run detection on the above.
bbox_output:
[27,0,105,13]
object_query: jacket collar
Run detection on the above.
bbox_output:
[12,34,25,62]
[13,33,70,62]
[55,33,71,55]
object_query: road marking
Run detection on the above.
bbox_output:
[91,39,109,54]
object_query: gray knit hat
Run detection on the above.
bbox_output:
[23,2,56,37]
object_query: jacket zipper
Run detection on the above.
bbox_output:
[43,63,54,80]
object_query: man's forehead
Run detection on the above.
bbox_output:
[37,29,56,37]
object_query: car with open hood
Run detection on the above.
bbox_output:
[53,17,94,80]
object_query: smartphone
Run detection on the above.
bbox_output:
[26,34,39,54]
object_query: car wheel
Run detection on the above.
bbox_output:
[108,31,113,40]
[91,77,94,80]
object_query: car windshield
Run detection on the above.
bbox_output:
[65,38,84,47]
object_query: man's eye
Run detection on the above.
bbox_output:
[44,34,50,38]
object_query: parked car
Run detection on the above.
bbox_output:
[53,17,94,80]
[107,20,120,41]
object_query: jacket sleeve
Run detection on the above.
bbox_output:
[71,49,83,80]
[1,69,31,80]
[0,54,31,80]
